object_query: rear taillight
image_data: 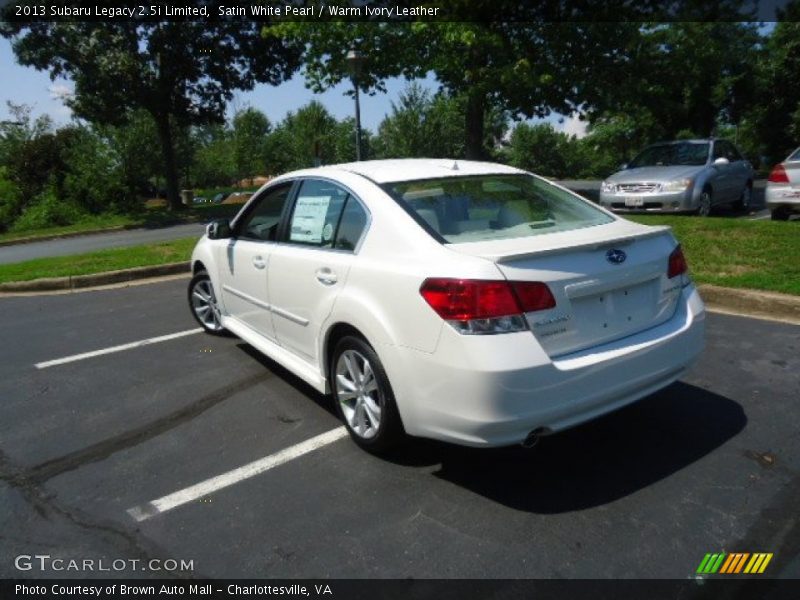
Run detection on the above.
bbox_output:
[419,278,555,335]
[668,245,688,279]
[768,164,790,183]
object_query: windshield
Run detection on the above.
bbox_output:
[629,142,710,168]
[382,174,614,244]
[788,147,800,162]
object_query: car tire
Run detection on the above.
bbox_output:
[330,335,405,453]
[771,207,790,221]
[697,189,713,217]
[735,182,752,212]
[188,270,227,335]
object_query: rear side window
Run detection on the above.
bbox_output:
[334,198,368,251]
[383,174,613,244]
[286,179,368,251]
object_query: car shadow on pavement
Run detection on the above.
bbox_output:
[236,343,338,418]
[385,382,747,513]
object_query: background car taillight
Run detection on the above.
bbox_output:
[668,245,689,286]
[419,278,555,335]
[768,164,790,184]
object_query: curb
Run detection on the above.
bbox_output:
[697,284,800,323]
[0,261,190,292]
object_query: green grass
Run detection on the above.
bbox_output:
[0,204,242,243]
[628,215,800,295]
[1,214,797,295]
[0,237,197,284]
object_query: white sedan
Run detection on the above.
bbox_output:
[188,159,705,452]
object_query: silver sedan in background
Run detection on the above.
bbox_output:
[766,146,800,221]
[600,139,754,216]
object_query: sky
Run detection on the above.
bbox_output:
[0,37,581,138]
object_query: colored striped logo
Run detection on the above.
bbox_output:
[697,552,773,574]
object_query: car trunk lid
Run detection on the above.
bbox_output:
[449,221,684,357]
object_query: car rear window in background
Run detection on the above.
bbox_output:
[383,175,613,244]
[789,147,800,162]
[630,142,710,167]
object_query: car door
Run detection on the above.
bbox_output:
[710,140,736,202]
[218,182,295,341]
[267,178,370,364]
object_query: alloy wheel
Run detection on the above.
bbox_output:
[191,278,223,332]
[335,349,382,439]
[698,192,712,217]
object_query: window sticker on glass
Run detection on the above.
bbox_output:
[290,195,331,244]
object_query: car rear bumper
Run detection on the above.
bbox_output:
[766,185,800,210]
[387,285,705,447]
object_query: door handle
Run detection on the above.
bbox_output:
[315,268,338,285]
[252,256,266,270]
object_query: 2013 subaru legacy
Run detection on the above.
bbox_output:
[188,159,705,452]
[600,139,754,216]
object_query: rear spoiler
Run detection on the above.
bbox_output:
[492,225,673,264]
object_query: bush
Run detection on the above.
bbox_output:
[0,167,23,232]
[11,186,87,232]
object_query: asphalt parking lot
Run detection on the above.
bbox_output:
[1,277,798,579]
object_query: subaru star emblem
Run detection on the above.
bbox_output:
[606,248,627,264]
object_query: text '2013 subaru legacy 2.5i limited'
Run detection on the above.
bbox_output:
[189,159,705,453]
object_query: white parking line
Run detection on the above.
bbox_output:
[126,426,348,522]
[34,328,203,369]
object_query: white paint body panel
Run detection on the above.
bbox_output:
[191,159,705,447]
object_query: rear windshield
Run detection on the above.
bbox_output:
[382,174,614,244]
[789,147,800,162]
[629,142,710,167]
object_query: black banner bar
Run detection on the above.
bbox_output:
[3,579,800,600]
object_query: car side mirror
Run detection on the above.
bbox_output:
[713,157,730,166]
[206,219,232,240]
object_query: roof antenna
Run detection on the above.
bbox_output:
[452,160,459,171]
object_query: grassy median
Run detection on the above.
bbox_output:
[0,203,243,244]
[0,217,797,295]
[0,237,197,283]
[628,216,800,295]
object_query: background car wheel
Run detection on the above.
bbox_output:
[735,183,752,212]
[771,207,791,221]
[188,271,226,335]
[697,189,713,217]
[331,335,404,453]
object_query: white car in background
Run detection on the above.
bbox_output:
[188,159,705,452]
[766,146,800,220]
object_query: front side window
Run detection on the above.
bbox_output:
[383,174,614,244]
[237,183,292,241]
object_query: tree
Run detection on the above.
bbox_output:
[749,5,800,165]
[265,17,635,159]
[505,123,588,179]
[373,83,505,159]
[1,19,302,209]
[586,22,761,142]
[267,101,367,171]
[232,108,271,184]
